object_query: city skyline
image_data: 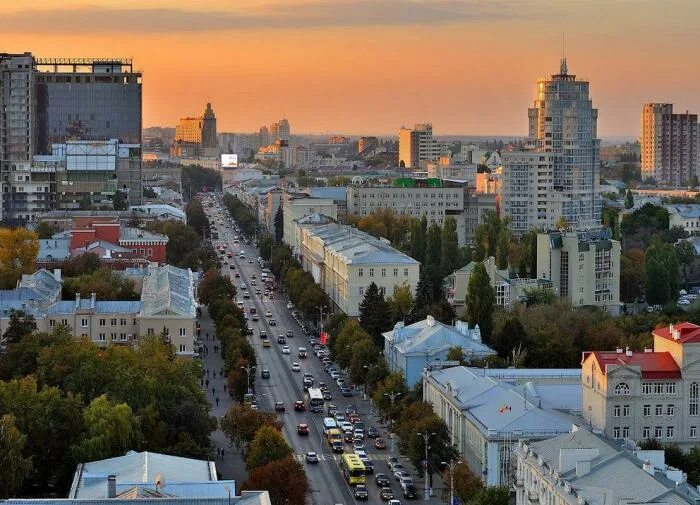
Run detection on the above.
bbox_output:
[3,0,700,136]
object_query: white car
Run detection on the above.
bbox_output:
[291,362,301,372]
[282,345,290,354]
[287,301,294,310]
[265,310,273,318]
[355,450,369,462]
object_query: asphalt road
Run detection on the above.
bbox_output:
[206,200,424,505]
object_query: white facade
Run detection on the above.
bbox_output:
[666,204,700,235]
[282,193,337,252]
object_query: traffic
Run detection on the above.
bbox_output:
[202,193,419,505]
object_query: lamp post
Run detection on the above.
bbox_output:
[383,391,402,452]
[442,459,462,505]
[417,430,436,501]
[223,485,231,505]
[241,364,255,394]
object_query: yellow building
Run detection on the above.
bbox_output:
[175,117,203,144]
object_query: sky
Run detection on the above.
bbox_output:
[3,0,700,137]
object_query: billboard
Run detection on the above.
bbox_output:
[221,154,238,169]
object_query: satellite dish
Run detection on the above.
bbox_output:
[154,473,166,490]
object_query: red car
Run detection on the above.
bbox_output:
[249,307,256,314]
[297,423,309,435]
[294,400,306,411]
[374,438,387,450]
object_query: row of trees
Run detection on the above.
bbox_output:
[223,194,257,237]
[181,164,222,196]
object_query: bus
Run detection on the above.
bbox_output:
[307,388,324,412]
[340,454,366,485]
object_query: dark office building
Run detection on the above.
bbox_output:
[35,58,142,154]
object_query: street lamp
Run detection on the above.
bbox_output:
[416,430,436,501]
[241,364,255,394]
[383,391,402,452]
[442,459,462,505]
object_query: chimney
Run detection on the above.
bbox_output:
[107,475,117,498]
[644,348,653,353]
[616,347,623,354]
[91,292,96,309]
[643,460,655,476]
[625,347,633,357]
[472,324,481,342]
[426,315,435,327]
[75,292,81,309]
[575,460,591,478]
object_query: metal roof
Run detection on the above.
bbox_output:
[584,350,681,379]
[384,318,495,357]
[141,265,196,317]
[666,204,700,219]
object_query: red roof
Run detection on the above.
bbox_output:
[653,322,700,344]
[587,351,681,380]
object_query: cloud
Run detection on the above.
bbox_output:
[1,1,520,34]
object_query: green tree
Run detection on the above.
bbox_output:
[245,425,292,469]
[491,317,528,358]
[349,338,380,386]
[185,199,209,236]
[274,206,283,243]
[220,404,282,450]
[465,263,495,341]
[441,217,461,275]
[426,223,442,266]
[242,456,308,505]
[34,221,56,239]
[620,249,646,303]
[371,371,408,418]
[2,310,36,345]
[523,287,557,307]
[495,227,511,270]
[645,240,678,304]
[359,282,391,346]
[150,221,201,269]
[112,190,128,210]
[0,414,32,498]
[471,486,510,505]
[387,284,413,324]
[410,219,426,263]
[675,239,695,289]
[446,346,466,365]
[624,189,634,209]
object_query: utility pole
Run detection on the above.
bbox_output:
[417,430,436,501]
[442,459,462,505]
[384,391,402,452]
[241,364,255,394]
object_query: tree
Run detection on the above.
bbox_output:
[675,239,695,289]
[2,310,36,345]
[0,228,39,288]
[387,284,413,324]
[242,456,308,505]
[620,249,646,303]
[349,338,380,386]
[446,346,466,365]
[150,221,201,269]
[62,268,139,301]
[491,317,528,358]
[245,425,293,469]
[410,219,426,263]
[441,460,483,504]
[61,252,101,277]
[523,287,557,307]
[645,240,678,305]
[465,262,495,341]
[274,205,283,244]
[185,199,208,236]
[358,282,391,346]
[220,404,281,450]
[0,414,32,498]
[112,190,128,210]
[471,486,510,505]
[624,189,634,209]
[441,217,461,275]
[495,227,511,270]
[371,372,408,417]
[34,221,55,239]
[72,394,140,463]
[426,223,442,266]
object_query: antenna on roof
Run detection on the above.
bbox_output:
[154,473,166,491]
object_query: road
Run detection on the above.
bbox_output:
[205,198,431,505]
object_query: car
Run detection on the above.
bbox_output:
[274,402,285,412]
[297,423,309,435]
[399,476,414,489]
[255,289,261,295]
[331,440,344,453]
[248,259,254,264]
[355,450,368,462]
[250,280,257,286]
[394,470,410,481]
[240,283,247,289]
[236,301,244,309]
[363,460,374,474]
[303,378,312,389]
[390,462,405,473]
[345,405,357,415]
[251,274,257,279]
[352,439,365,450]
[334,413,346,423]
[402,484,417,499]
[375,473,391,487]
[287,301,294,309]
[269,319,276,326]
[323,391,332,401]
[353,485,369,500]
[305,451,319,463]
[349,414,361,424]
[294,400,306,411]
[249,307,256,314]
[268,293,274,300]
[235,273,240,278]
[261,369,270,379]
[282,345,290,354]
[354,429,364,440]
[286,329,294,337]
[387,500,402,505]
[374,438,387,449]
[265,310,273,317]
[343,431,354,443]
[277,335,287,344]
[229,264,235,270]
[243,291,250,299]
[341,387,353,397]
[329,370,340,379]
[259,330,268,339]
[252,314,259,321]
[368,426,380,438]
[291,362,301,372]
[339,421,353,432]
[379,488,395,501]
[298,347,307,358]
[262,339,271,348]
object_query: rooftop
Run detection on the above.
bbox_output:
[584,350,681,379]
[666,204,700,219]
[653,321,700,344]
[120,227,169,243]
[141,264,197,317]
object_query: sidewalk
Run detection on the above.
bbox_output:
[199,307,248,485]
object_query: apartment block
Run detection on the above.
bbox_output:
[641,103,699,185]
[582,322,700,450]
[282,191,337,251]
[398,123,444,168]
[537,229,621,314]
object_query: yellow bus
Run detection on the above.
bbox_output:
[340,453,366,485]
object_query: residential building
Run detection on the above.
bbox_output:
[581,321,700,450]
[37,207,183,232]
[295,222,419,316]
[463,191,499,244]
[173,103,218,158]
[444,257,551,315]
[398,123,444,168]
[641,103,699,185]
[358,136,378,154]
[268,119,290,143]
[425,162,477,182]
[537,229,621,314]
[0,264,198,356]
[666,204,700,235]
[514,426,700,505]
[282,192,337,250]
[304,187,348,220]
[502,59,601,233]
[383,317,495,386]
[423,366,581,486]
[3,450,271,505]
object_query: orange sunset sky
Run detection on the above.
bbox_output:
[4,0,700,137]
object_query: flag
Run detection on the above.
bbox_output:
[320,331,328,345]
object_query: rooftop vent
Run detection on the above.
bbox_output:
[644,348,653,353]
[426,315,436,327]
[625,347,633,357]
[616,348,623,354]
[643,460,655,476]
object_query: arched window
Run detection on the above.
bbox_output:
[690,382,699,416]
[614,382,630,396]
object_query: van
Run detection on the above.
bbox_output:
[322,417,338,433]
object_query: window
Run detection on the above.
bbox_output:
[369,268,374,277]
[393,268,398,276]
[667,405,675,416]
[654,426,662,438]
[359,287,364,296]
[61,319,68,326]
[381,268,386,277]
[666,426,674,438]
[404,268,409,276]
[179,344,186,353]
[691,426,697,439]
[622,427,629,438]
[666,383,676,395]
[147,328,154,336]
[120,333,126,341]
[98,333,106,341]
[358,268,363,277]
[81,318,88,328]
[110,333,117,340]
[120,319,127,326]
[614,405,621,417]
[691,382,699,416]
[99,318,106,326]
[654,383,664,395]
[179,328,187,336]
[613,427,620,439]
[110,318,117,326]
[147,248,153,257]
[655,405,663,416]
[643,405,651,416]
[643,427,650,439]
[49,319,56,327]
[614,383,630,396]
[642,382,653,395]
[623,405,630,416]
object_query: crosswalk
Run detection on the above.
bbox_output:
[293,453,389,462]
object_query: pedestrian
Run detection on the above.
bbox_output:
[206,332,209,340]
[212,387,216,395]
[223,384,227,393]
[205,379,209,388]
[206,369,210,378]
[216,397,220,407]
[213,371,217,379]
[221,448,225,459]
[217,448,221,458]
[220,368,224,376]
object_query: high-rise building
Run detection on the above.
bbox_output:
[174,103,218,157]
[358,136,378,154]
[0,54,143,221]
[201,103,217,148]
[398,123,443,168]
[502,59,601,233]
[641,103,699,185]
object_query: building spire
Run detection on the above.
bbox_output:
[560,32,568,75]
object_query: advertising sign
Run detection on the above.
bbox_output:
[221,154,238,169]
